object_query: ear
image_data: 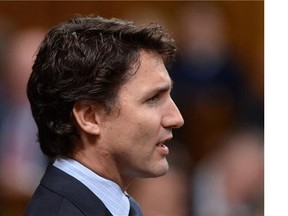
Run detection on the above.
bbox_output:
[72,102,101,135]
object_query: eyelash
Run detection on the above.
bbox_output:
[147,94,161,104]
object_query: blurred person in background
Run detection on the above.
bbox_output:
[0,18,13,141]
[191,128,264,216]
[24,15,184,216]
[170,2,263,168]
[0,27,48,215]
[169,3,264,215]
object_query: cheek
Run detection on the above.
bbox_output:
[124,110,160,137]
[136,118,160,139]
[107,107,162,151]
[117,120,159,158]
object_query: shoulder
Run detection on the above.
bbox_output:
[24,184,85,216]
[24,165,112,216]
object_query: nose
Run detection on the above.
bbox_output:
[162,98,184,129]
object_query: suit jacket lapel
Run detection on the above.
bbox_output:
[40,165,113,216]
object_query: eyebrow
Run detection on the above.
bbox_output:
[149,79,174,96]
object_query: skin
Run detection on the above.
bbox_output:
[72,50,184,191]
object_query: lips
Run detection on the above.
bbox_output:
[156,143,166,147]
[156,136,172,155]
[159,136,173,144]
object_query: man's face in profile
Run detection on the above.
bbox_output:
[99,50,184,181]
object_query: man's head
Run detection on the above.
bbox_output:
[27,16,180,159]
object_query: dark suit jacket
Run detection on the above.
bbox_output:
[24,165,113,216]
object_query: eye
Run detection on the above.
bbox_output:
[146,93,161,104]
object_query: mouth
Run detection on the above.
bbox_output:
[156,136,172,155]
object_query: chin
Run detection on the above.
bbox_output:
[144,160,170,178]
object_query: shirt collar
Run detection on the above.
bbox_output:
[53,157,130,216]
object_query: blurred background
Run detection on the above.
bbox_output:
[0,1,263,216]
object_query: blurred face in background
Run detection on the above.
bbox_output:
[5,29,45,103]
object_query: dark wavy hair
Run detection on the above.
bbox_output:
[27,15,178,158]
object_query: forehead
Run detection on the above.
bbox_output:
[126,50,172,88]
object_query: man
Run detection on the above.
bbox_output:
[24,15,184,216]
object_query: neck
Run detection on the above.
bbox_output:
[70,148,132,191]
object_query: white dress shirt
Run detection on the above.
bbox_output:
[53,157,130,216]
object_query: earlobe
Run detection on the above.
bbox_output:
[72,102,101,135]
